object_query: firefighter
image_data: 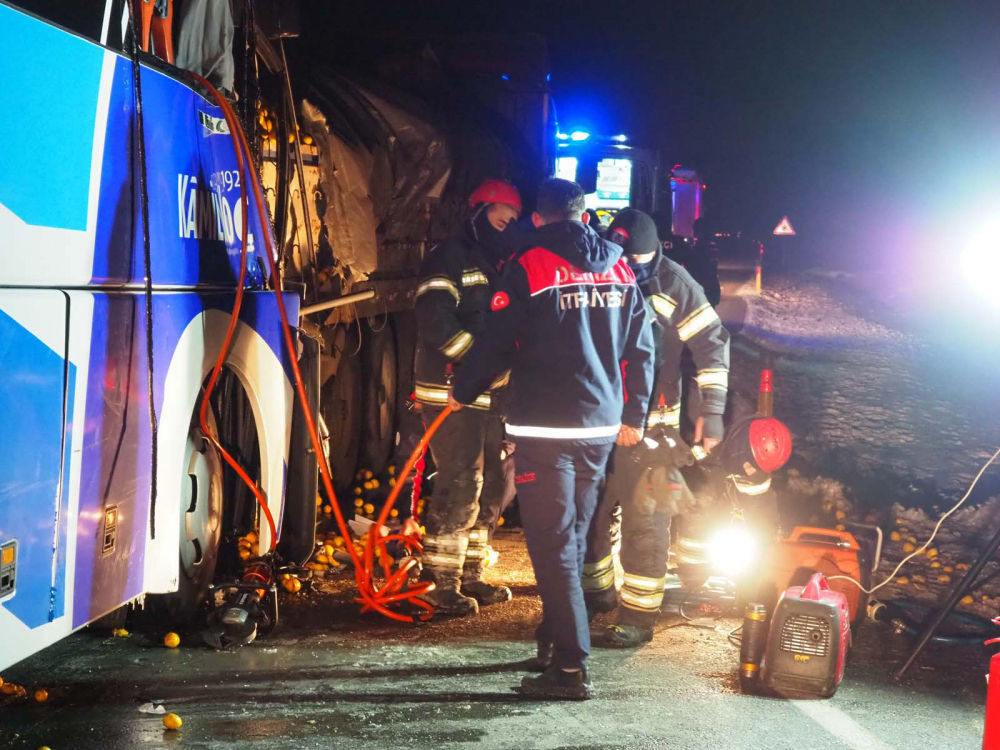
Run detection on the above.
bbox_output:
[581,208,730,647]
[674,414,793,591]
[413,179,522,616]
[450,178,655,700]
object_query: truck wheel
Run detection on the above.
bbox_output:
[361,324,397,474]
[322,350,362,492]
[164,405,224,622]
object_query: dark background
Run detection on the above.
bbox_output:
[307,0,1000,270]
[23,0,1000,270]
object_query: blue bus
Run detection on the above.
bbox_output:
[1,1,302,670]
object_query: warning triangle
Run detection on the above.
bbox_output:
[773,216,795,236]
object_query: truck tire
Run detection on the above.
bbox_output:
[278,335,320,567]
[361,323,397,474]
[322,349,362,492]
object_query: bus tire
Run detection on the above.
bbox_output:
[162,404,225,622]
[322,347,362,492]
[361,322,397,474]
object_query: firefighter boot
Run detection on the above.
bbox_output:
[460,528,511,606]
[462,579,512,606]
[585,587,618,622]
[518,665,593,701]
[603,622,654,648]
[419,534,479,617]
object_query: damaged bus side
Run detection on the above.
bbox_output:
[0,1,299,671]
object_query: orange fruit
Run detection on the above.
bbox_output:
[163,713,183,730]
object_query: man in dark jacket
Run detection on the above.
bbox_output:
[582,209,730,647]
[451,179,655,700]
[414,179,522,616]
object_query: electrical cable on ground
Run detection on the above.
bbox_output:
[192,73,442,621]
[829,445,1000,595]
[880,598,1000,645]
[727,624,743,646]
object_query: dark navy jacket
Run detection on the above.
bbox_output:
[452,221,655,444]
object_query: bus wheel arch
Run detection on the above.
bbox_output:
[147,308,293,615]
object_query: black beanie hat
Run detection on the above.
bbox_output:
[608,209,659,256]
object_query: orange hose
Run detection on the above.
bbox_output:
[191,73,450,622]
[188,73,278,552]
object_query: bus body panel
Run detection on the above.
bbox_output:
[1,1,272,290]
[1,289,297,671]
[0,4,300,672]
[0,291,73,632]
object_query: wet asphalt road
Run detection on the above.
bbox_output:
[0,531,988,750]
[2,264,991,748]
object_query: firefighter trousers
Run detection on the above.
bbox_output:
[514,438,613,670]
[617,468,683,626]
[582,451,622,613]
[584,444,686,626]
[421,404,506,587]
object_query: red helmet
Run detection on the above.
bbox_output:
[468,179,522,213]
[748,417,793,473]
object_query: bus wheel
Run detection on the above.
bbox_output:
[168,405,224,622]
[361,323,397,474]
[322,348,362,493]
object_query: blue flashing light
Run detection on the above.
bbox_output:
[569,130,590,141]
[611,134,628,142]
[546,73,552,82]
[501,74,510,81]
[556,132,570,141]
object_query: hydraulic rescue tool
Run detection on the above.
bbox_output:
[203,561,279,650]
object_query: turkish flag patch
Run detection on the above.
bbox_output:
[491,291,510,311]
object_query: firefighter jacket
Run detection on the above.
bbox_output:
[452,220,655,443]
[638,252,730,440]
[414,229,508,411]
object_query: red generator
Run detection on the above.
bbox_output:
[764,572,851,698]
[758,526,869,626]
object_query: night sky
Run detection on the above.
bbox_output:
[30,0,1000,269]
[313,0,1000,269]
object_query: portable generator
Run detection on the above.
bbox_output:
[756,526,870,625]
[763,572,851,698]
